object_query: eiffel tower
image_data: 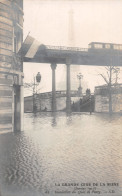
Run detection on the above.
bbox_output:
[58,9,81,91]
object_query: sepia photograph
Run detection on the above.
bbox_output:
[0,0,122,195]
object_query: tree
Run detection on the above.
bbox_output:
[99,65,120,114]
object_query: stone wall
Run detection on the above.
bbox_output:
[24,92,83,112]
[95,85,122,113]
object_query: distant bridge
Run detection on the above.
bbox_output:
[24,90,94,112]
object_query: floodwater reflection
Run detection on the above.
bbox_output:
[0,112,122,196]
[51,112,57,127]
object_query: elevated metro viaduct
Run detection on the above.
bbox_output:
[0,0,122,132]
[21,38,122,115]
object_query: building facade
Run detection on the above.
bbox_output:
[95,84,122,113]
[0,0,24,132]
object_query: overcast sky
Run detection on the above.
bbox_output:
[23,0,122,96]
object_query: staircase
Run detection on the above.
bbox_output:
[72,95,95,112]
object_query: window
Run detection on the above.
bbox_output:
[94,44,103,49]
[105,44,110,49]
[113,45,119,50]
[13,26,22,53]
[13,27,17,53]
[88,44,91,48]
[119,45,122,50]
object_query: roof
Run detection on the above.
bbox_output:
[95,83,122,89]
[88,42,122,45]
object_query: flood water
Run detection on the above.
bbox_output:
[0,112,122,196]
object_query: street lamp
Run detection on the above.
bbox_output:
[24,72,41,113]
[33,72,41,113]
[36,72,41,83]
[33,72,41,94]
[77,72,83,96]
[89,93,92,115]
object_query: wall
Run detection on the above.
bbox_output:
[0,0,24,132]
[95,85,122,113]
[24,92,84,112]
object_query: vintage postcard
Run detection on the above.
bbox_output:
[0,0,122,196]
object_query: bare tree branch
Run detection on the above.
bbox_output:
[105,66,110,71]
[99,74,109,84]
[107,71,110,79]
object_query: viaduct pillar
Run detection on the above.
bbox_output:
[0,0,24,132]
[66,58,71,113]
[51,63,57,112]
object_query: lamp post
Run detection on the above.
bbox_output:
[89,93,92,115]
[77,73,83,96]
[33,72,41,113]
[24,72,41,113]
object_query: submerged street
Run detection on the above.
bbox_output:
[0,112,122,196]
